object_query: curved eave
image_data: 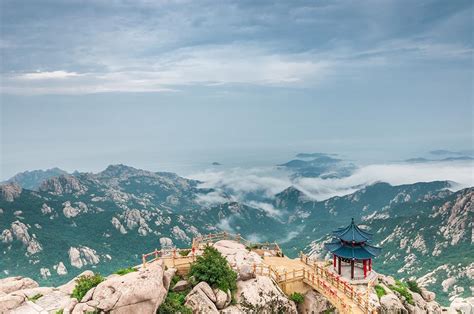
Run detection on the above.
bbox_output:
[332,221,373,243]
[325,242,382,260]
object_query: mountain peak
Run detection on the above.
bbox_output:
[5,167,68,190]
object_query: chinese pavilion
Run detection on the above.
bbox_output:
[324,218,381,280]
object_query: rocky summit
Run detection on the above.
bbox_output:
[0,238,470,314]
[0,164,472,311]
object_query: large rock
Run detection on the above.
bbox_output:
[235,276,297,313]
[380,293,408,314]
[420,287,435,302]
[0,294,25,312]
[192,282,217,303]
[298,290,333,314]
[0,276,39,294]
[72,259,168,313]
[449,297,474,314]
[213,240,262,270]
[172,280,191,292]
[214,288,230,310]
[163,268,177,291]
[185,285,219,314]
[68,246,100,268]
[0,182,22,202]
[238,264,255,281]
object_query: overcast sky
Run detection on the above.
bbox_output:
[0,0,473,179]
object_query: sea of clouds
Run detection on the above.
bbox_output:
[189,160,473,206]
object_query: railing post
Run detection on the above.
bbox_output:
[154,249,158,260]
[142,254,146,269]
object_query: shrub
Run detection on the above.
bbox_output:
[389,281,414,305]
[158,291,192,314]
[28,293,43,302]
[115,267,137,275]
[406,280,422,294]
[289,292,304,304]
[179,249,191,256]
[55,310,64,314]
[374,285,386,299]
[189,246,237,293]
[71,273,105,301]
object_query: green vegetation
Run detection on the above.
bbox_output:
[55,310,64,314]
[189,246,237,293]
[27,293,43,302]
[158,290,192,314]
[71,273,105,301]
[389,281,414,305]
[179,249,191,256]
[115,267,137,275]
[374,285,387,299]
[406,280,422,294]
[289,292,304,304]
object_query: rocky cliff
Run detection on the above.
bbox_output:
[1,239,471,314]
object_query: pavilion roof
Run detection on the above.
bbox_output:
[332,218,373,243]
[324,238,381,260]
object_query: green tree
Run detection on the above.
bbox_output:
[189,246,237,293]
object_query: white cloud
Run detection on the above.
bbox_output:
[188,160,473,203]
[2,45,333,95]
[247,201,281,217]
[195,191,231,206]
[17,71,81,80]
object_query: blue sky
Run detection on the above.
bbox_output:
[0,0,473,179]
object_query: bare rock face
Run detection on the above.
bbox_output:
[235,276,297,313]
[0,276,39,294]
[380,293,408,314]
[39,175,87,195]
[1,229,13,243]
[71,259,168,313]
[55,261,68,275]
[298,290,333,314]
[172,280,191,292]
[185,282,219,314]
[0,294,25,312]
[6,220,43,255]
[212,240,263,271]
[111,217,127,234]
[68,246,100,268]
[0,182,22,202]
[449,297,474,314]
[41,203,53,215]
[420,287,436,302]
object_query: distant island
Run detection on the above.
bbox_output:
[212,162,222,166]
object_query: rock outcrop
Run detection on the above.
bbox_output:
[298,289,333,313]
[0,182,22,202]
[68,246,100,268]
[235,276,297,313]
[71,259,169,313]
[212,240,263,271]
[39,174,87,195]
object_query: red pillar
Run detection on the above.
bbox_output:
[333,254,336,268]
[338,257,341,275]
[369,258,372,271]
[363,260,367,278]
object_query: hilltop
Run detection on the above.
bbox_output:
[3,236,470,313]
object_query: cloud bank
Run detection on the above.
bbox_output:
[189,160,473,204]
